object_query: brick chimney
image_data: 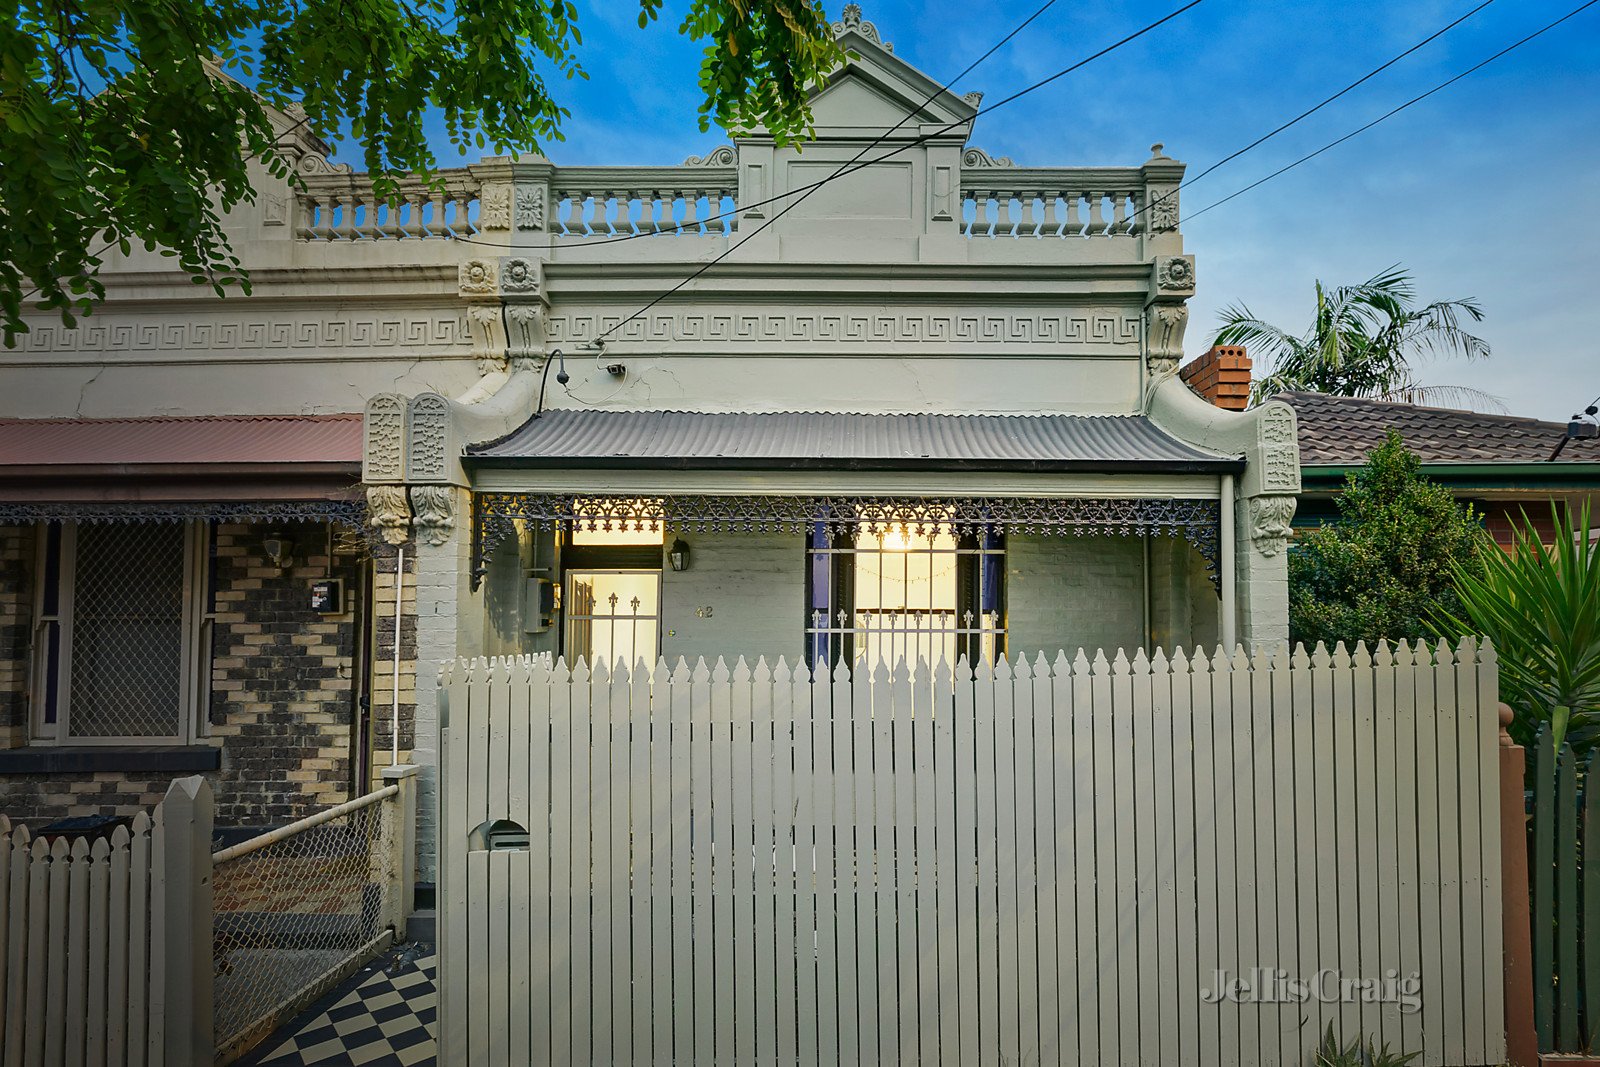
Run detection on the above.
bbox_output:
[1178,345,1252,411]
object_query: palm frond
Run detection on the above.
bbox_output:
[1376,382,1507,412]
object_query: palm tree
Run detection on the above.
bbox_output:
[1212,265,1501,409]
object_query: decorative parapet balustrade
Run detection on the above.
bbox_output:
[547,166,738,238]
[289,151,1179,242]
[959,166,1168,240]
[296,170,482,240]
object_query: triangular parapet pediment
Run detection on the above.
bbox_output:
[800,4,977,136]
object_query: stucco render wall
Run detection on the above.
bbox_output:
[661,531,807,666]
[1004,534,1146,660]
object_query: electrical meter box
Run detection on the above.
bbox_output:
[309,578,343,614]
[524,577,558,633]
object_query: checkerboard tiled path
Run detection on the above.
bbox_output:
[246,944,436,1066]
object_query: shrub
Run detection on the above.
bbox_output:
[1289,430,1485,648]
[1440,504,1600,750]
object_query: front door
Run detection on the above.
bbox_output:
[562,569,661,669]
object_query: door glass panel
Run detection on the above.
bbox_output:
[563,570,661,670]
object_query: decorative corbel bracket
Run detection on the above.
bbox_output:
[410,485,458,548]
[1248,495,1298,558]
[366,485,412,546]
[1144,301,1189,379]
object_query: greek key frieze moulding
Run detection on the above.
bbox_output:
[545,310,1144,348]
[471,493,1222,590]
[19,315,473,355]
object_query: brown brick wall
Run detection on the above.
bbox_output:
[0,525,36,748]
[205,521,365,825]
[0,520,385,830]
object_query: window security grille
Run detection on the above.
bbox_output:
[68,523,188,738]
[806,526,1005,672]
[33,520,208,743]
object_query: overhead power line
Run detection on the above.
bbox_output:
[1184,0,1600,222]
[1125,0,1498,228]
[591,0,1210,344]
[455,0,1206,254]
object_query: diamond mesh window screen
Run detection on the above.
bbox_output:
[67,522,188,738]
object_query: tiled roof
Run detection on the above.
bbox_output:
[469,409,1243,472]
[0,414,363,467]
[1280,392,1600,465]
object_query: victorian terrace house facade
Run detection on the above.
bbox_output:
[1,9,1301,876]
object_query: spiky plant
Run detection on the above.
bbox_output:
[1313,1024,1420,1067]
[1439,504,1600,750]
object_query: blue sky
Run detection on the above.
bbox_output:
[331,0,1600,420]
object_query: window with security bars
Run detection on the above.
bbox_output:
[805,523,1005,672]
[32,521,211,743]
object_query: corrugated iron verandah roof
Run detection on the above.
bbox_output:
[467,409,1244,473]
[471,493,1225,593]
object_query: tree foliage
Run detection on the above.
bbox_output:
[1439,505,1600,750]
[0,0,845,344]
[1288,431,1485,649]
[1212,265,1499,410]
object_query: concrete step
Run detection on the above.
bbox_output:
[406,908,436,943]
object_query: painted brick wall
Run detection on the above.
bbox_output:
[661,530,807,667]
[0,525,35,749]
[1148,535,1222,652]
[1005,534,1146,659]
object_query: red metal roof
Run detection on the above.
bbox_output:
[0,414,363,467]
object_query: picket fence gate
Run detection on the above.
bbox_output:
[438,639,1506,1067]
[0,776,211,1067]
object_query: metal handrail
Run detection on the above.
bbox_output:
[211,783,399,866]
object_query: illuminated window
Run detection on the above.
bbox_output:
[805,522,1005,671]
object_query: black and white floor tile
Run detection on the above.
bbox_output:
[246,944,437,1066]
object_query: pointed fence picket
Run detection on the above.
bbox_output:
[0,777,212,1067]
[439,640,1507,1067]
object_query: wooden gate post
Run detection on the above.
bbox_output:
[1502,703,1540,1067]
[158,775,215,1067]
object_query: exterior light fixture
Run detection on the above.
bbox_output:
[262,532,294,569]
[668,538,690,572]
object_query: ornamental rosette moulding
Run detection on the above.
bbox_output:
[1155,255,1196,293]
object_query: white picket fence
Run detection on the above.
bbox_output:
[438,639,1506,1067]
[0,777,212,1067]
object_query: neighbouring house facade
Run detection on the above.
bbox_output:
[0,8,1301,876]
[1280,391,1600,542]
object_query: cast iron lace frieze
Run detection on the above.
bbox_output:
[0,499,369,529]
[471,493,1222,591]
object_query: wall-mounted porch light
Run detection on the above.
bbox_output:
[668,538,691,572]
[261,531,294,569]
